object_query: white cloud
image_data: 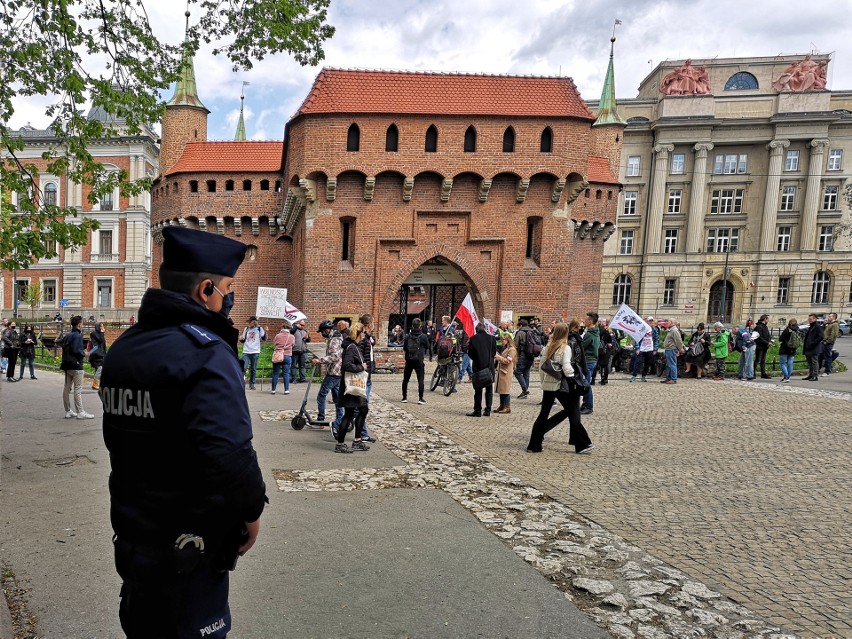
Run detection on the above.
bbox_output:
[9,0,852,140]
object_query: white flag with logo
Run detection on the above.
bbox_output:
[282,302,307,324]
[610,303,650,342]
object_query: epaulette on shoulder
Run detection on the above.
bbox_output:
[180,323,221,347]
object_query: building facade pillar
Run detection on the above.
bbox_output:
[800,139,830,251]
[645,144,673,254]
[685,142,714,253]
[759,139,790,252]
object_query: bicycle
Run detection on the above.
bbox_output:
[430,351,461,396]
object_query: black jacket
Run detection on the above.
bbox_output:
[402,329,429,363]
[18,329,37,359]
[337,336,368,409]
[88,328,107,368]
[468,328,496,373]
[754,322,772,349]
[102,288,266,554]
[803,322,824,356]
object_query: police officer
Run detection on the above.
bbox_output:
[102,226,267,638]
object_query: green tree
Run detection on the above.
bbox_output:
[1,0,335,271]
[22,283,43,319]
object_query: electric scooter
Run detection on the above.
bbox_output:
[290,362,333,431]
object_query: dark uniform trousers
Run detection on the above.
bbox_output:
[116,538,230,639]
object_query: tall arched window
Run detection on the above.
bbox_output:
[540,127,553,153]
[425,125,438,153]
[612,275,632,305]
[812,271,831,304]
[464,126,477,153]
[346,123,360,152]
[43,182,57,206]
[385,124,399,152]
[502,127,515,153]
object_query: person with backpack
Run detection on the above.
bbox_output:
[456,321,473,383]
[60,315,94,419]
[435,315,456,361]
[710,322,730,381]
[579,312,600,414]
[513,319,540,399]
[527,320,592,454]
[778,318,800,382]
[401,318,429,404]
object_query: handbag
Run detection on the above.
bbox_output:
[540,357,563,379]
[343,344,368,397]
[472,367,493,389]
[272,349,284,364]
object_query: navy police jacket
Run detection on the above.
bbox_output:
[102,288,267,554]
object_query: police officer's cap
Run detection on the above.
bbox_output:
[161,226,247,277]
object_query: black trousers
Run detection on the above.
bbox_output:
[632,351,654,376]
[593,352,611,383]
[473,383,493,413]
[5,348,19,380]
[401,360,425,400]
[336,406,367,443]
[527,390,591,452]
[755,346,769,375]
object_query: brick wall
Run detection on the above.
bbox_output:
[160,106,208,176]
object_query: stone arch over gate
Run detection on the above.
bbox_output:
[377,248,492,340]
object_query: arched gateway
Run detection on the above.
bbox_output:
[387,257,479,335]
[707,280,735,324]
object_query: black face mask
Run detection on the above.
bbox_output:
[219,292,235,318]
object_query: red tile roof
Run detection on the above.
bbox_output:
[296,68,596,120]
[587,156,619,184]
[167,141,284,175]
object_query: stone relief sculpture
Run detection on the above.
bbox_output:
[660,60,711,95]
[772,55,828,92]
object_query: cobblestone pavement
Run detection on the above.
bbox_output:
[370,367,851,638]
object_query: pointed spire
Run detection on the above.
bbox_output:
[235,82,248,141]
[593,23,626,127]
[167,9,210,113]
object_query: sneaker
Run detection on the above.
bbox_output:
[629,376,636,382]
[821,372,829,377]
[65,411,77,419]
[640,376,647,382]
[284,390,290,395]
[271,390,276,394]
[334,443,352,454]
[401,398,408,403]
[576,445,595,455]
[579,407,593,415]
[781,378,789,383]
[331,427,339,440]
[362,436,377,443]
[417,398,426,405]
[712,377,724,381]
[351,440,371,451]
[76,412,95,420]
[31,376,38,380]
[518,391,529,399]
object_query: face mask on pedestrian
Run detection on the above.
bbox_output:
[219,291,235,318]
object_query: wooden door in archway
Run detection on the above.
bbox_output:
[707,281,734,324]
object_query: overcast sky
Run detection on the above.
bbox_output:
[11,0,852,141]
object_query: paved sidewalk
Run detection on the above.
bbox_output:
[372,364,852,638]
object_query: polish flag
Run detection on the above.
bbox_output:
[455,293,480,338]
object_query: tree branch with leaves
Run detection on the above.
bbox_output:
[1,0,334,271]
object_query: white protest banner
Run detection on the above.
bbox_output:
[483,319,499,336]
[282,302,307,325]
[610,303,651,342]
[255,287,289,319]
[500,309,513,323]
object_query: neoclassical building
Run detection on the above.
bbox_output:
[1,111,158,320]
[593,54,852,327]
[153,43,626,337]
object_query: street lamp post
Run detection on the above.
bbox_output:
[720,246,731,323]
